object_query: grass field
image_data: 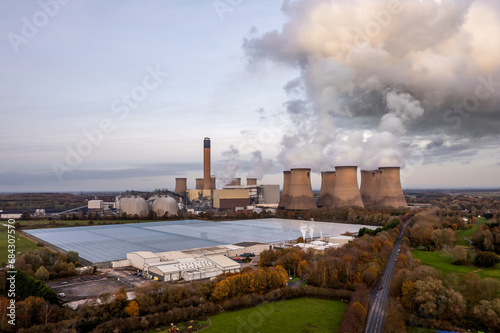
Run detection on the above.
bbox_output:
[407,327,437,333]
[0,225,39,265]
[201,298,348,333]
[455,218,487,247]
[412,250,500,280]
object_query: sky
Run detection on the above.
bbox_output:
[1,0,499,192]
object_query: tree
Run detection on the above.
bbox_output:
[124,300,140,317]
[65,251,79,263]
[451,246,468,265]
[35,266,50,281]
[414,277,444,317]
[474,251,500,267]
[400,281,416,312]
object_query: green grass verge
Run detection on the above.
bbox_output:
[0,225,39,265]
[455,218,487,247]
[201,298,347,333]
[412,250,500,280]
[289,276,301,283]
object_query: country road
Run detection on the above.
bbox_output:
[363,219,411,333]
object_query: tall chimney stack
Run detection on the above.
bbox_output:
[278,171,291,209]
[360,170,381,207]
[376,167,407,207]
[286,168,317,210]
[203,138,212,190]
[332,166,365,207]
[247,178,257,186]
[195,178,204,190]
[317,171,336,207]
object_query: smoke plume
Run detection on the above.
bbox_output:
[244,0,500,170]
[247,150,273,180]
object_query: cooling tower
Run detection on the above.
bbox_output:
[247,178,257,186]
[229,178,241,186]
[120,196,149,217]
[360,170,381,207]
[175,178,187,194]
[196,178,204,190]
[152,196,179,217]
[317,171,336,207]
[278,171,291,209]
[332,166,365,208]
[203,138,212,190]
[376,167,407,207]
[286,168,317,210]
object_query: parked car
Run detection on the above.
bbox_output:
[58,293,66,298]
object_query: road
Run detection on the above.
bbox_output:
[363,219,411,333]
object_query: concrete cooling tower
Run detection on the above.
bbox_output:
[152,196,179,217]
[120,196,149,217]
[278,171,291,209]
[317,171,336,207]
[229,178,241,186]
[332,166,365,208]
[376,167,407,208]
[360,170,381,207]
[247,178,257,186]
[195,178,204,190]
[286,168,317,210]
[175,178,187,194]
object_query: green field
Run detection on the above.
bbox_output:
[0,225,39,265]
[407,327,437,333]
[412,250,500,280]
[201,298,348,333]
[455,218,487,247]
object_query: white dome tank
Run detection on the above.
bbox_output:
[152,196,179,217]
[120,196,149,217]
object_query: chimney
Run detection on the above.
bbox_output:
[278,171,291,209]
[332,166,365,207]
[317,171,336,207]
[376,167,407,207]
[196,178,204,190]
[286,168,317,210]
[211,176,216,190]
[175,178,187,202]
[247,178,257,186]
[229,178,241,186]
[203,138,212,190]
[360,170,381,207]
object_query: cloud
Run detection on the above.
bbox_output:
[243,0,500,170]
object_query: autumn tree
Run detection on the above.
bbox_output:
[35,266,50,281]
[124,300,140,317]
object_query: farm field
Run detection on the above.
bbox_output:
[200,298,348,333]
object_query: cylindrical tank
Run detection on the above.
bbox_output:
[286,168,317,210]
[152,196,179,217]
[119,196,149,217]
[317,171,336,207]
[229,178,241,186]
[332,166,365,207]
[247,178,257,186]
[196,178,204,190]
[203,138,211,190]
[360,170,381,207]
[278,171,291,209]
[376,167,407,207]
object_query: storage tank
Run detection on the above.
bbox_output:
[376,167,407,207]
[332,166,365,207]
[360,170,381,207]
[120,196,149,217]
[247,178,257,186]
[278,171,291,209]
[286,168,317,210]
[317,171,336,207]
[152,196,179,217]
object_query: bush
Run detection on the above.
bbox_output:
[473,251,500,267]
